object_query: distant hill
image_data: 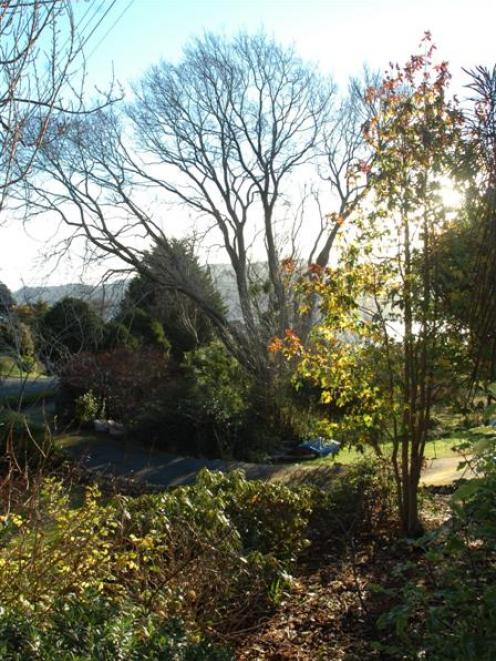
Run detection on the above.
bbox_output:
[208,262,269,321]
[14,281,127,319]
[13,264,264,322]
[207,264,242,320]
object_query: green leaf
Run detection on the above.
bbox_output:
[452,479,483,502]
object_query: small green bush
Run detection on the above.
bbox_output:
[0,353,42,378]
[0,594,233,660]
[74,390,100,426]
[194,469,313,559]
[181,341,251,457]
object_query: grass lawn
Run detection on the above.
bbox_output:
[0,354,44,378]
[307,435,471,467]
[56,432,100,449]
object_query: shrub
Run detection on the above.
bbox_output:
[118,469,312,627]
[0,349,43,380]
[184,469,313,560]
[119,307,171,354]
[0,471,313,643]
[0,596,233,660]
[0,321,35,358]
[172,342,293,459]
[101,320,139,351]
[74,390,100,426]
[181,341,251,457]
[58,347,170,422]
[310,460,396,542]
[40,297,104,362]
[378,433,496,659]
[129,342,279,459]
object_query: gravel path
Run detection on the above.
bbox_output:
[421,456,475,486]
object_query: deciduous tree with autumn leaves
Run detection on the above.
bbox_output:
[272,34,465,536]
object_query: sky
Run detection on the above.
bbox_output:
[2,0,496,291]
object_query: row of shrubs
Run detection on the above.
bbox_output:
[58,341,305,461]
[2,420,496,659]
[0,462,392,659]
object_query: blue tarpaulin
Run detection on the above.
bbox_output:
[298,437,341,457]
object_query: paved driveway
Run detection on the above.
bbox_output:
[60,433,474,490]
[60,434,283,488]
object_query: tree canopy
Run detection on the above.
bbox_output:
[40,296,104,363]
[26,31,372,381]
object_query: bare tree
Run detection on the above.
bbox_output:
[128,33,334,336]
[313,72,378,266]
[0,0,118,216]
[0,1,76,209]
[26,32,371,379]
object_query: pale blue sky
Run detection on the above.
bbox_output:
[84,0,496,93]
[3,0,496,290]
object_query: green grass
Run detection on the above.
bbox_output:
[56,432,100,449]
[308,422,496,468]
[423,437,463,459]
[307,436,466,467]
[0,354,44,378]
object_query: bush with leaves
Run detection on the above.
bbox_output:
[130,341,277,459]
[0,590,234,661]
[0,597,233,660]
[119,239,226,358]
[100,320,139,352]
[0,470,315,652]
[0,320,35,358]
[58,347,170,423]
[40,297,104,363]
[176,341,298,459]
[310,460,396,545]
[118,307,171,354]
[180,341,251,457]
[185,469,314,560]
[378,425,496,659]
[74,390,101,426]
